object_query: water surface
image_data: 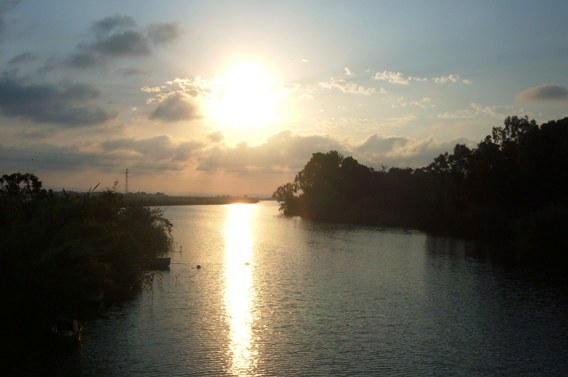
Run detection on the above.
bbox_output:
[32,201,568,376]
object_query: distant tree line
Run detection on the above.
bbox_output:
[0,173,173,333]
[273,116,568,263]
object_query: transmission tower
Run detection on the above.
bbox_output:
[125,168,129,194]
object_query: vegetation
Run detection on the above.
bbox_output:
[123,192,259,206]
[0,173,173,332]
[273,116,568,265]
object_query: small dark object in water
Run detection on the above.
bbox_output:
[196,264,201,269]
[244,262,250,266]
[49,317,82,346]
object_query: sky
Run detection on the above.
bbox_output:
[1,0,567,195]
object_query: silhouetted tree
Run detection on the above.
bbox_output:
[273,116,568,266]
[0,174,173,333]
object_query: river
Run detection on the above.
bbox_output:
[25,201,568,376]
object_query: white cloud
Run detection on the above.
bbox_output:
[432,74,472,85]
[437,103,527,120]
[374,71,416,85]
[392,97,434,109]
[141,86,162,93]
[373,71,427,85]
[374,70,471,85]
[319,77,378,95]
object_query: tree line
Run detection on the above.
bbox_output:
[0,173,173,334]
[273,116,568,264]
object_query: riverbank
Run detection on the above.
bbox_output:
[123,193,260,206]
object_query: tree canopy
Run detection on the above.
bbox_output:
[0,174,173,333]
[273,116,568,264]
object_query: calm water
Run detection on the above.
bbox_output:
[28,202,568,376]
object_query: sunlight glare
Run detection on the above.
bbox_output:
[208,61,282,129]
[224,203,257,375]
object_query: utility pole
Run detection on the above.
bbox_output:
[125,168,129,194]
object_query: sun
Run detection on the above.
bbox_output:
[208,61,281,129]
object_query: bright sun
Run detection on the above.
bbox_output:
[208,61,281,129]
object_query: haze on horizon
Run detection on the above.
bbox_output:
[1,0,567,196]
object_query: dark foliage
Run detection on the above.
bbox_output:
[273,116,568,266]
[0,174,173,332]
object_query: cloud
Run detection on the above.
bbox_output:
[319,77,378,95]
[92,14,137,37]
[373,71,425,85]
[516,84,568,102]
[374,71,471,85]
[149,92,199,122]
[196,129,467,174]
[392,97,434,109]
[1,135,204,174]
[65,52,102,69]
[197,131,343,173]
[355,134,470,168]
[8,52,37,65]
[0,0,20,38]
[0,75,116,126]
[208,131,224,143]
[0,142,98,172]
[432,74,472,85]
[143,76,218,122]
[91,30,150,57]
[437,103,528,120]
[147,23,181,45]
[117,67,146,77]
[102,135,203,163]
[65,15,181,69]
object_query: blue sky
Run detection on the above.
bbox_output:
[1,0,567,195]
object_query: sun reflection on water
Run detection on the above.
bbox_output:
[224,204,256,376]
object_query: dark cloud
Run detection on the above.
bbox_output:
[516,84,568,102]
[8,52,37,65]
[1,135,204,174]
[65,15,181,69]
[147,22,181,45]
[0,76,116,126]
[103,135,181,161]
[0,0,21,38]
[92,30,150,57]
[150,92,199,122]
[117,67,146,77]
[65,52,102,69]
[99,135,203,169]
[0,142,112,173]
[15,128,54,140]
[92,14,137,37]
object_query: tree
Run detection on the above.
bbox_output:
[272,182,298,215]
[0,172,46,198]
